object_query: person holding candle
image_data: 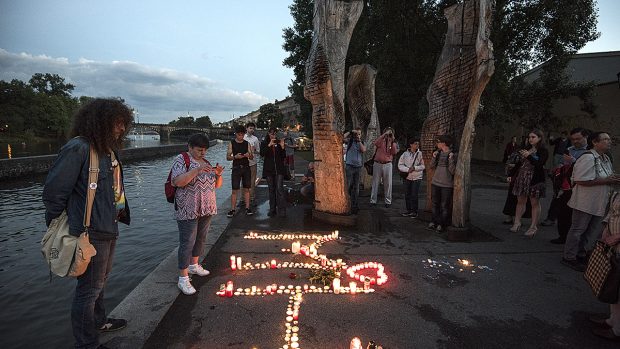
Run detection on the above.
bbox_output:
[170,133,224,295]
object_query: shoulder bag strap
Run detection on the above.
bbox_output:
[84,146,99,229]
[181,151,191,171]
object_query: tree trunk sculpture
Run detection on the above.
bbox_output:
[347,64,380,190]
[420,0,494,228]
[304,0,363,215]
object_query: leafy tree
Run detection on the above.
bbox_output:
[29,73,75,97]
[169,116,195,127]
[195,115,213,128]
[257,103,284,129]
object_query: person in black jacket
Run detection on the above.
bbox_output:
[260,127,287,217]
[507,129,549,238]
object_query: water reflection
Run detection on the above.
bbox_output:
[0,142,237,348]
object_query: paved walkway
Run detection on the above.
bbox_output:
[103,155,616,349]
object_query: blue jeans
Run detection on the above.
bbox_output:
[431,184,453,226]
[346,165,362,209]
[72,237,116,349]
[177,215,213,269]
[404,179,421,214]
[266,174,286,214]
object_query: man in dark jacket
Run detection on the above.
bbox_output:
[260,127,287,217]
[43,98,133,349]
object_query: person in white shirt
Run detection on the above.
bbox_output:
[398,138,425,218]
[243,122,261,207]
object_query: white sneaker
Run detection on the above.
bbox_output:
[188,264,210,276]
[178,277,196,295]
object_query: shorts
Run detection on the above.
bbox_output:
[231,165,251,190]
[285,155,295,169]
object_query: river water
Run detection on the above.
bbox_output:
[0,142,237,349]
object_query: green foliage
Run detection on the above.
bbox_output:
[282,0,599,139]
[0,75,80,138]
[169,116,195,127]
[308,268,337,286]
[257,103,284,129]
[195,115,214,128]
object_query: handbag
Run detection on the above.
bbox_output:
[400,151,419,180]
[584,240,620,303]
[41,146,99,278]
[364,148,378,176]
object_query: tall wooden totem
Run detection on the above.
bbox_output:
[420,0,494,227]
[304,0,363,215]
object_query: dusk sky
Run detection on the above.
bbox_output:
[0,0,618,124]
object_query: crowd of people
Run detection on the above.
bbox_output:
[42,99,620,348]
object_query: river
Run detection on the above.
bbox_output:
[0,142,239,349]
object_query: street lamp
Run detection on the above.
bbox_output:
[134,110,140,125]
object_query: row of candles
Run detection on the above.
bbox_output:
[216,280,377,297]
[230,256,346,271]
[244,230,339,241]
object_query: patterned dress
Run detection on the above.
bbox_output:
[171,154,218,221]
[512,155,546,198]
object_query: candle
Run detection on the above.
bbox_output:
[225,280,234,297]
[349,281,357,294]
[335,230,339,239]
[291,241,301,254]
[336,258,343,267]
[300,245,308,256]
[236,257,242,269]
[266,285,272,294]
[271,259,277,269]
[333,277,341,294]
[309,245,317,256]
[363,276,370,291]
[320,256,327,267]
[350,337,362,349]
[230,255,237,270]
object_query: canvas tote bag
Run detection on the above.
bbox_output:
[41,146,99,278]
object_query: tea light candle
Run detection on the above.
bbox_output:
[271,259,277,269]
[350,337,362,349]
[291,241,301,254]
[230,255,237,270]
[349,281,357,294]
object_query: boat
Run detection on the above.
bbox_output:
[127,128,160,141]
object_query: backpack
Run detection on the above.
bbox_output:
[165,152,191,203]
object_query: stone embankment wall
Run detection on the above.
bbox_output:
[0,143,215,181]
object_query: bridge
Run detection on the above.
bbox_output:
[131,123,233,140]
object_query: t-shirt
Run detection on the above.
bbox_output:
[345,140,364,167]
[171,154,218,220]
[568,151,613,216]
[244,134,260,166]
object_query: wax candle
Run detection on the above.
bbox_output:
[336,258,343,267]
[363,276,370,290]
[349,281,357,294]
[271,259,277,269]
[333,277,341,294]
[230,255,237,270]
[350,337,362,349]
[236,257,242,269]
[226,281,234,297]
[291,241,301,254]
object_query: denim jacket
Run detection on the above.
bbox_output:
[43,137,131,239]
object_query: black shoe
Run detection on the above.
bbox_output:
[246,207,254,216]
[401,211,413,217]
[589,315,612,328]
[226,209,235,218]
[550,238,566,244]
[99,318,127,332]
[561,258,586,272]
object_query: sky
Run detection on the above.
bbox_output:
[0,0,618,125]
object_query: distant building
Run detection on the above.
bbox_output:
[473,51,620,171]
[228,96,303,130]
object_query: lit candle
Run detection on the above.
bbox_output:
[335,230,339,239]
[333,277,341,294]
[230,255,237,270]
[349,281,357,294]
[309,245,317,256]
[363,276,370,291]
[336,258,343,267]
[300,245,308,256]
[266,285,272,294]
[226,280,234,297]
[271,259,277,269]
[350,337,362,349]
[291,241,301,254]
[236,257,242,269]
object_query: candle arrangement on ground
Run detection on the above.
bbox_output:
[217,230,389,349]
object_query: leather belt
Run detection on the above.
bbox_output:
[374,160,391,164]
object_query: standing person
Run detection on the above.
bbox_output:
[226,125,253,217]
[398,138,425,218]
[261,127,287,217]
[550,131,570,168]
[283,129,298,180]
[502,136,519,164]
[541,131,571,226]
[508,129,549,237]
[171,133,223,295]
[427,135,457,232]
[562,131,616,271]
[549,127,589,244]
[244,122,261,207]
[300,162,316,199]
[370,127,399,208]
[43,98,133,349]
[591,191,620,341]
[344,127,366,214]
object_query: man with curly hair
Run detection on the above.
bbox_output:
[43,98,133,349]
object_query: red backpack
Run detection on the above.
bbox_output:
[165,152,191,203]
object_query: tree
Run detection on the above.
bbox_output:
[29,73,75,97]
[169,116,195,127]
[195,115,213,128]
[257,103,283,129]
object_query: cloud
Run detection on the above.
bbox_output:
[0,48,270,123]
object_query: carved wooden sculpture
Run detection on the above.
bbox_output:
[420,0,494,227]
[304,0,363,215]
[347,64,380,189]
